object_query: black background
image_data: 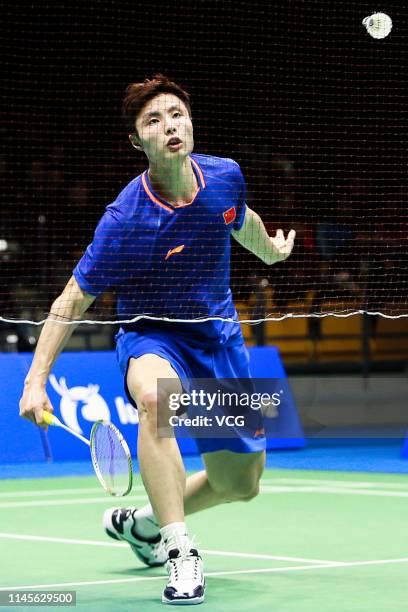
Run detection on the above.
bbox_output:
[1,0,407,320]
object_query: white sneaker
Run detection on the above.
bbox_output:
[103,507,167,567]
[162,538,205,605]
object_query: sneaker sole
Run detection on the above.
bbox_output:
[103,510,166,567]
[105,526,165,567]
[162,595,205,605]
[105,528,120,541]
[162,582,206,605]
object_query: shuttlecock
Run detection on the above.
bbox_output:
[362,12,392,39]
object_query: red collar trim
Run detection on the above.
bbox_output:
[142,156,205,211]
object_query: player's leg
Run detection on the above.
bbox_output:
[184,449,265,515]
[107,448,265,548]
[202,448,265,502]
[127,448,264,523]
[126,353,205,604]
[104,352,185,565]
[126,353,185,528]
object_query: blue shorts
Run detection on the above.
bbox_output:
[116,326,266,455]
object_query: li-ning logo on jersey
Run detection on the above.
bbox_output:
[223,207,236,225]
[165,244,185,261]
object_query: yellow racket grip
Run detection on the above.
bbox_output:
[42,411,56,426]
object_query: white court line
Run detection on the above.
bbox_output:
[0,495,148,509]
[262,478,408,490]
[0,487,106,498]
[0,486,146,499]
[200,549,336,565]
[0,533,335,565]
[2,477,407,500]
[2,557,408,591]
[260,485,408,498]
[2,484,408,509]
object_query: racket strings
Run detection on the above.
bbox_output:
[92,422,131,495]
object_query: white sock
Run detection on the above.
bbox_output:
[132,505,160,538]
[160,521,189,553]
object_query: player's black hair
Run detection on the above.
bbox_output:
[122,74,192,135]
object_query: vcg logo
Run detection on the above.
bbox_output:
[49,374,138,434]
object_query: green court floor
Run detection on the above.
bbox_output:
[1,469,407,611]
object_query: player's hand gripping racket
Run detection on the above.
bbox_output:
[42,412,133,497]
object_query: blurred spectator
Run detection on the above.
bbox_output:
[266,219,319,314]
[67,179,93,249]
[269,155,296,216]
[315,203,355,262]
[48,145,65,169]
[0,155,16,236]
[249,275,269,345]
[309,259,362,315]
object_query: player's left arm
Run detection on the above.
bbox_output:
[231,207,296,265]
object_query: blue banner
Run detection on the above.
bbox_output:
[0,347,305,463]
[0,353,45,463]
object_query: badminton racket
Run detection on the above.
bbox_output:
[42,411,133,496]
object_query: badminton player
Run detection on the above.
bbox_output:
[19,74,295,605]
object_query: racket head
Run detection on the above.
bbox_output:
[90,420,133,497]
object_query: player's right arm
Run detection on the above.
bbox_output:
[19,276,95,429]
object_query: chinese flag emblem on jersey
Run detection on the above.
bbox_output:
[223,207,236,225]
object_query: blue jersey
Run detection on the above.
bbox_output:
[73,154,247,348]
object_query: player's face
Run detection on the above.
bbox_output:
[134,93,194,163]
